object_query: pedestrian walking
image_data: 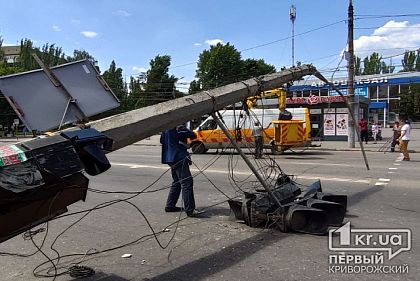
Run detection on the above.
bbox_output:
[390,121,401,152]
[372,122,379,144]
[253,121,263,159]
[160,124,202,217]
[398,119,411,161]
[358,118,368,144]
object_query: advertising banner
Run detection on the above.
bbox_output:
[324,114,336,136]
[336,113,348,136]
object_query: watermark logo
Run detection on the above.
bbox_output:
[328,222,411,274]
[329,222,411,260]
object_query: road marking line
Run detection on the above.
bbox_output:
[389,167,398,170]
[285,162,352,167]
[375,182,388,186]
[354,179,371,183]
[378,178,391,182]
[388,171,395,174]
[110,154,161,158]
[393,163,401,166]
[110,162,371,184]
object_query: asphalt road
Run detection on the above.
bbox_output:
[1,145,419,281]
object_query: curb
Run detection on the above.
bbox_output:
[306,147,417,153]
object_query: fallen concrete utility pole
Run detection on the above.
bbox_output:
[0,65,319,243]
[88,65,318,151]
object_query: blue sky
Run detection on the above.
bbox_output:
[1,0,420,89]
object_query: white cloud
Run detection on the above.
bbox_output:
[81,31,99,38]
[132,66,147,73]
[113,10,131,17]
[194,43,202,46]
[52,25,61,32]
[205,39,224,46]
[354,20,420,58]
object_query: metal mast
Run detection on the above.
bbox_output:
[290,5,296,66]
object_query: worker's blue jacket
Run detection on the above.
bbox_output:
[160,125,197,165]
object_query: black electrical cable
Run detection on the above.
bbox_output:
[68,265,95,278]
[29,146,243,279]
[32,194,240,279]
[3,106,312,280]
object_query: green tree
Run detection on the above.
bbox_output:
[240,58,276,80]
[188,80,201,95]
[129,74,147,108]
[402,50,416,72]
[67,49,100,72]
[398,84,420,121]
[18,39,38,71]
[191,43,275,93]
[68,49,95,61]
[102,60,128,112]
[360,52,394,75]
[381,61,395,74]
[0,35,25,124]
[362,52,382,75]
[195,43,243,90]
[143,55,178,106]
[354,56,362,76]
[39,43,66,67]
[415,49,420,72]
[0,65,22,76]
[0,35,3,61]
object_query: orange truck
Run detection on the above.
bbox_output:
[189,107,311,154]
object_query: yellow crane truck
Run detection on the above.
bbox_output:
[190,88,311,154]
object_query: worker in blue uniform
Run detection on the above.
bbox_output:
[160,124,202,217]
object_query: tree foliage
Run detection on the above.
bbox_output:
[190,43,275,94]
[129,74,146,108]
[354,53,394,75]
[195,43,243,91]
[0,35,106,125]
[381,61,394,74]
[67,49,100,72]
[102,60,128,112]
[401,49,420,72]
[398,84,420,121]
[354,56,362,76]
[362,52,382,75]
[1,39,98,73]
[188,80,201,95]
[241,58,276,80]
[0,35,3,60]
[143,55,178,106]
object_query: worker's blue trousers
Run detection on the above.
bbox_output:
[166,158,195,214]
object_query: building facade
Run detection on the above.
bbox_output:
[1,46,21,64]
[288,71,420,140]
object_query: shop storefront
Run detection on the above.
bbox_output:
[285,95,369,141]
[290,71,420,129]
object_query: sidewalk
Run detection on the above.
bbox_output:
[1,128,418,153]
[310,127,419,153]
[132,127,420,153]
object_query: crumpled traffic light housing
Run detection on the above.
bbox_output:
[0,128,112,243]
[228,178,348,235]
